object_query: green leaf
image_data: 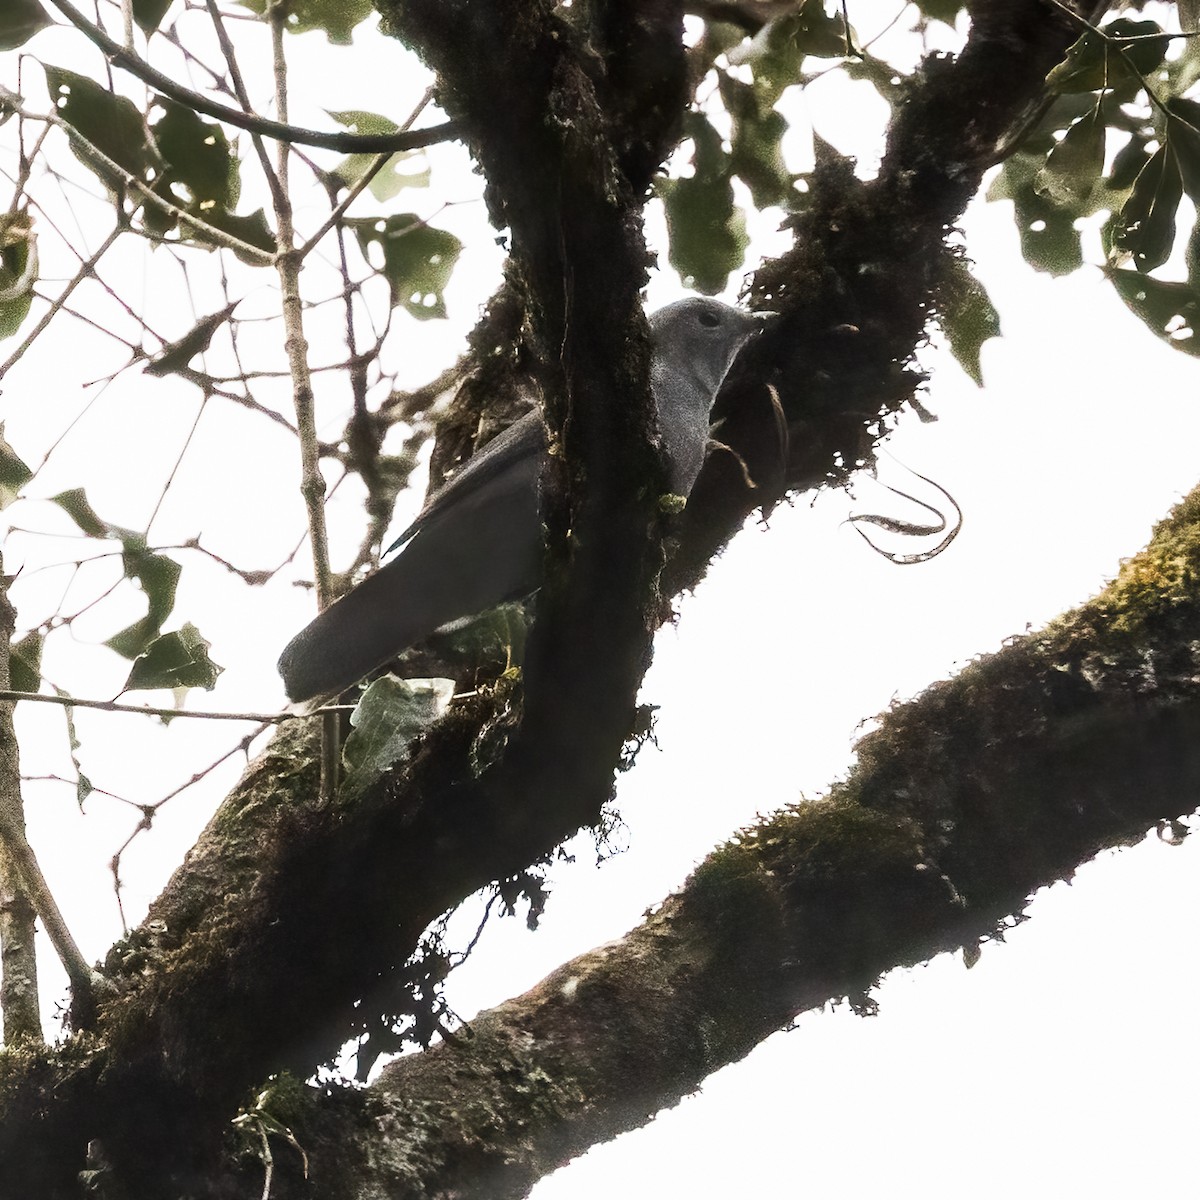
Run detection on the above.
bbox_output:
[9,631,43,694]
[1106,131,1154,193]
[189,207,276,264]
[938,258,1002,386]
[1045,19,1169,96]
[657,113,747,295]
[105,543,182,659]
[1109,270,1200,356]
[1114,144,1183,273]
[133,0,173,33]
[732,3,851,105]
[987,151,1083,276]
[0,424,32,510]
[719,74,793,209]
[327,110,430,201]
[121,622,222,693]
[912,0,963,24]
[238,0,374,44]
[0,212,38,340]
[1034,105,1105,206]
[340,675,454,801]
[1166,98,1200,203]
[349,215,462,320]
[144,302,238,377]
[0,0,50,50]
[43,66,153,191]
[49,487,111,537]
[152,100,239,211]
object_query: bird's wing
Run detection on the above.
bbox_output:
[388,411,546,553]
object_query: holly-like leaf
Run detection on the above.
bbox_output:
[327,110,431,201]
[121,623,222,693]
[145,302,238,377]
[657,113,747,295]
[9,631,43,694]
[0,424,32,510]
[1109,270,1200,356]
[350,215,462,320]
[43,66,153,192]
[105,542,182,660]
[340,675,454,801]
[938,258,1002,386]
[0,0,50,50]
[1114,144,1183,273]
[1035,104,1105,207]
[238,0,373,44]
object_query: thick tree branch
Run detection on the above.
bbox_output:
[150,478,1200,1200]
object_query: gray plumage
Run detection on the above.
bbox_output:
[278,297,762,704]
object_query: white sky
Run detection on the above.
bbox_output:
[2,4,1199,1197]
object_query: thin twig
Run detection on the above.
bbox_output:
[264,0,339,798]
[0,86,277,265]
[0,690,352,721]
[0,221,124,380]
[41,0,457,153]
[296,87,436,262]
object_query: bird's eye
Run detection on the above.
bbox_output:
[697,310,721,328]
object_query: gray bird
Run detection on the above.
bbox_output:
[278,297,763,704]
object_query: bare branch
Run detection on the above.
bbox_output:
[40,0,458,154]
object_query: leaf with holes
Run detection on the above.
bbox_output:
[328,110,431,201]
[1109,270,1200,356]
[350,215,462,320]
[152,101,239,212]
[239,0,373,44]
[43,66,154,192]
[988,150,1083,275]
[1114,144,1183,273]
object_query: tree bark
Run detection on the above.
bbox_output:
[0,2,1120,1195]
